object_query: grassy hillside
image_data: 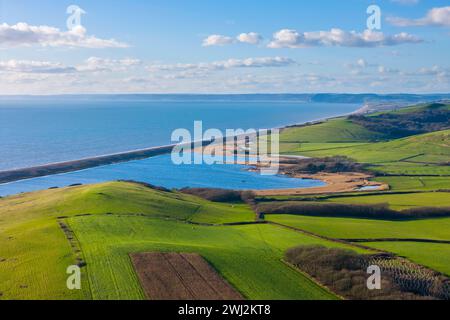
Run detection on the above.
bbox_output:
[280,118,389,144]
[69,215,355,300]
[267,214,450,241]
[2,102,449,300]
[298,130,449,175]
[280,103,450,176]
[360,242,450,276]
[0,182,252,300]
[1,181,369,300]
[323,192,450,210]
[372,176,450,191]
[349,103,450,138]
[267,214,450,275]
[0,181,255,227]
[281,129,449,176]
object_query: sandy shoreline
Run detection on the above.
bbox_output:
[254,172,388,196]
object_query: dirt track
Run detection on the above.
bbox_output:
[130,252,243,300]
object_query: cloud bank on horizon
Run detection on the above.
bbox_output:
[0,0,448,94]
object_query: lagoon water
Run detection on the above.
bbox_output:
[0,154,326,196]
[0,96,358,196]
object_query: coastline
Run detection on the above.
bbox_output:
[0,141,210,185]
[253,172,388,196]
[0,109,360,186]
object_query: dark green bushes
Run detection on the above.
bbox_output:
[180,188,255,203]
[349,103,450,138]
[258,201,450,220]
[280,156,366,174]
[285,245,449,300]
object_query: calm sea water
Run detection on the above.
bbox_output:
[0,97,358,196]
[0,97,358,171]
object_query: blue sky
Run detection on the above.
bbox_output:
[0,0,449,94]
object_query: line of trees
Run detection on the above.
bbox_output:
[258,201,450,220]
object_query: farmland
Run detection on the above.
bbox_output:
[281,129,450,175]
[280,103,450,176]
[130,252,244,300]
[68,213,355,300]
[1,102,449,300]
[360,242,450,276]
[1,181,370,300]
[266,104,450,280]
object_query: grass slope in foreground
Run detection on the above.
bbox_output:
[0,181,250,300]
[69,214,358,300]
[0,181,366,300]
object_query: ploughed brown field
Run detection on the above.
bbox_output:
[130,252,244,300]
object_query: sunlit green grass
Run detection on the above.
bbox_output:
[361,242,450,276]
[266,215,450,241]
[280,118,388,144]
[373,176,450,191]
[266,214,450,275]
[324,192,450,210]
[69,214,367,300]
[280,115,450,176]
[0,181,254,300]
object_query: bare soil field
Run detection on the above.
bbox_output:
[130,252,244,300]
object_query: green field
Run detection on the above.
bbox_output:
[280,118,389,144]
[68,214,363,300]
[361,242,450,276]
[275,104,450,272]
[280,103,450,177]
[372,176,450,191]
[266,214,450,275]
[281,130,450,175]
[1,103,449,300]
[266,215,450,241]
[0,182,252,300]
[324,192,450,210]
[1,181,372,300]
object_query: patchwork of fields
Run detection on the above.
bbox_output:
[271,103,450,279]
[1,181,367,300]
[1,103,449,300]
[280,104,450,176]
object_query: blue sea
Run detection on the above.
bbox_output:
[0,96,359,196]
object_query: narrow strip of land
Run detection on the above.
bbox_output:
[0,141,213,184]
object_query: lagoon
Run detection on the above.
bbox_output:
[0,154,325,197]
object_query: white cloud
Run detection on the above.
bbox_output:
[77,57,142,72]
[267,28,422,48]
[148,56,296,73]
[237,32,263,44]
[412,65,449,77]
[357,59,367,68]
[387,6,450,27]
[202,34,234,47]
[203,32,263,46]
[0,57,142,76]
[0,23,129,48]
[0,60,76,73]
[378,65,400,74]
